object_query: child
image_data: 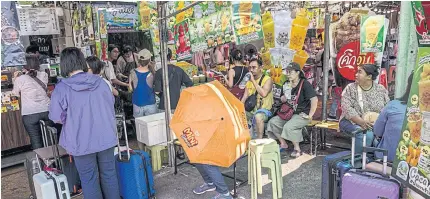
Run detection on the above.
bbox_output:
[86,56,119,96]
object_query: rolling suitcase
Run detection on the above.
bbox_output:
[115,114,156,199]
[321,129,365,199]
[25,151,45,199]
[33,154,71,199]
[341,147,401,199]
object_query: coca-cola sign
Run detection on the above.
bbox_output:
[336,41,374,81]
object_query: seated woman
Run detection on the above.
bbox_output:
[340,64,390,154]
[266,62,318,157]
[373,73,413,162]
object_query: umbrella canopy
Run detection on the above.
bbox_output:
[170,80,250,167]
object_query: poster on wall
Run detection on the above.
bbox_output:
[1,91,20,112]
[97,9,108,61]
[137,1,156,31]
[72,4,95,48]
[175,1,194,24]
[174,20,192,60]
[17,7,60,36]
[412,1,430,47]
[105,5,138,33]
[360,15,385,53]
[392,47,430,198]
[1,1,26,67]
[231,1,263,45]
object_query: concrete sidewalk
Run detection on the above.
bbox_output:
[1,130,350,199]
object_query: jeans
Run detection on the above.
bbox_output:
[339,118,374,154]
[22,111,50,149]
[329,88,340,118]
[73,147,120,199]
[194,163,229,194]
[133,104,158,118]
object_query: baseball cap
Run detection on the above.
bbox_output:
[285,62,301,71]
[137,49,152,61]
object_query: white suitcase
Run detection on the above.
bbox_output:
[33,171,71,199]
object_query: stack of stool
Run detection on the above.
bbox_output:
[144,145,168,172]
[248,139,282,199]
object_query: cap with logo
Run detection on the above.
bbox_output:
[137,49,152,61]
[285,62,301,71]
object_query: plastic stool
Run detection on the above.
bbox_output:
[144,145,168,172]
[249,150,282,199]
[248,139,282,197]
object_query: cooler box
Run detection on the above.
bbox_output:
[135,112,175,146]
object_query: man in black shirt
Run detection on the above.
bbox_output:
[154,49,193,112]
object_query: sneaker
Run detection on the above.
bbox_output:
[212,193,233,199]
[193,183,216,195]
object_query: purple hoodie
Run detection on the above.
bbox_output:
[49,72,117,156]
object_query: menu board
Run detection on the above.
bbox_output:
[17,8,60,36]
[231,1,263,45]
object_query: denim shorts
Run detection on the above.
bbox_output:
[133,104,158,118]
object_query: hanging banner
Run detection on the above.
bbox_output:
[175,1,194,24]
[289,14,310,51]
[105,5,138,33]
[97,9,108,61]
[174,20,192,60]
[269,47,294,85]
[1,1,26,67]
[336,41,375,81]
[392,47,430,198]
[137,1,156,31]
[262,11,275,49]
[17,7,60,36]
[189,17,208,52]
[360,15,385,53]
[231,1,263,45]
[412,1,430,47]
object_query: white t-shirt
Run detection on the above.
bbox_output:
[103,61,117,82]
[101,77,113,92]
[12,72,50,115]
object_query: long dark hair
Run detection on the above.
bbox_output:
[24,54,40,78]
[398,72,414,104]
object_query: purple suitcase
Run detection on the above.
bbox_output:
[341,146,401,199]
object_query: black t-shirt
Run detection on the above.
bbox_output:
[154,64,193,110]
[283,79,316,115]
[232,66,248,86]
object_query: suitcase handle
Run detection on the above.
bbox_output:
[116,114,130,161]
[362,146,388,175]
[350,128,367,167]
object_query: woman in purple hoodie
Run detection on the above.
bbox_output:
[49,47,120,199]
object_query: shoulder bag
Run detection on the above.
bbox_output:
[245,75,265,112]
[277,80,304,121]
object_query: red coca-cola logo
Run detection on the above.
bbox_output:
[336,41,375,81]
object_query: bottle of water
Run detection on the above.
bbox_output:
[32,159,40,174]
[239,72,251,89]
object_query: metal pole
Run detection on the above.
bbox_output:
[395,1,416,98]
[321,1,330,121]
[157,2,175,167]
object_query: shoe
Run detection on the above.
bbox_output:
[193,183,216,195]
[327,116,338,122]
[290,150,302,158]
[212,193,233,199]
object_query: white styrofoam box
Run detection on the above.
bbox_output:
[136,112,175,146]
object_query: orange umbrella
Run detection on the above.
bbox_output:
[170,80,250,168]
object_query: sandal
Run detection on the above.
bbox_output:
[290,150,302,158]
[280,144,288,152]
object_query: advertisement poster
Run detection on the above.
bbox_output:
[175,1,194,24]
[336,41,375,81]
[174,20,192,60]
[360,15,385,53]
[1,91,20,112]
[262,11,275,49]
[190,7,233,52]
[289,14,310,51]
[105,5,138,33]
[1,1,26,67]
[412,1,430,47]
[232,1,263,45]
[72,4,95,48]
[97,9,108,61]
[137,1,157,31]
[269,47,292,86]
[193,1,231,19]
[392,47,430,198]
